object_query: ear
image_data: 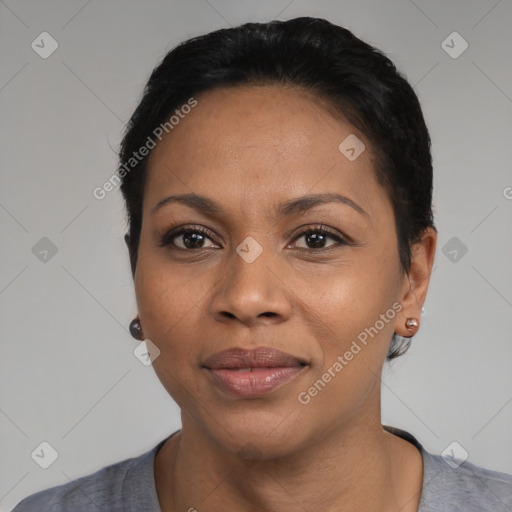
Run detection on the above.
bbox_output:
[394,227,437,337]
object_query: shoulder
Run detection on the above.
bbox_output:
[11,440,166,512]
[383,425,512,511]
[419,448,512,511]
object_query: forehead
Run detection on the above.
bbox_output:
[148,84,362,165]
[144,85,382,218]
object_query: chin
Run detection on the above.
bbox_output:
[200,408,312,461]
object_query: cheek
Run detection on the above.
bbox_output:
[134,246,198,345]
[295,269,398,422]
[310,249,400,369]
[320,249,398,324]
[134,245,224,377]
[134,256,208,405]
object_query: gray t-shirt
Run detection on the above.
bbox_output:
[12,426,512,511]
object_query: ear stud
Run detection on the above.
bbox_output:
[129,317,143,340]
[405,318,419,333]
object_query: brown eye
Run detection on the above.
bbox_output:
[291,226,347,250]
[159,227,219,250]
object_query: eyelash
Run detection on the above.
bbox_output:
[158,224,348,252]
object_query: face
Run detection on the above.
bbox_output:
[133,85,421,458]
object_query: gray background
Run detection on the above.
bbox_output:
[1,0,511,510]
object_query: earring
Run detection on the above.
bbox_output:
[129,317,143,341]
[405,317,419,333]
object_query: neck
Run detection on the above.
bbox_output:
[154,412,423,512]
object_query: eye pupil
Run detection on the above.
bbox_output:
[184,232,205,249]
[306,232,326,248]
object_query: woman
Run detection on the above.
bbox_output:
[14,16,512,512]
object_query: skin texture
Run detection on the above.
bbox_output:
[130,84,437,511]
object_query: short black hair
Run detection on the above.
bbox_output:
[119,16,435,360]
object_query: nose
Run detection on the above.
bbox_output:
[210,246,293,327]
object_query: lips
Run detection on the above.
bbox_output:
[203,346,307,369]
[203,346,308,398]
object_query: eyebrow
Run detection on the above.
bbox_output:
[151,192,368,219]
